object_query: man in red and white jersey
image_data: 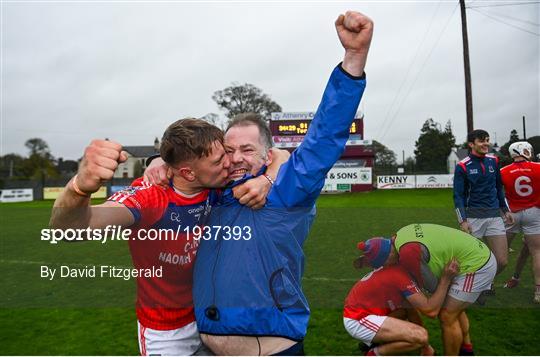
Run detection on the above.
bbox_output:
[343,239,459,356]
[500,141,540,303]
[50,119,285,355]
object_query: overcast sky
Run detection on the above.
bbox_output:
[2,0,539,162]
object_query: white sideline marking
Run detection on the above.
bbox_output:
[0,259,358,282]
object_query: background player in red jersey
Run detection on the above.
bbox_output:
[500,141,540,303]
[343,239,459,356]
[49,119,287,355]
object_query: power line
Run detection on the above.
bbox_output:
[467,2,540,9]
[375,1,443,140]
[379,3,460,142]
[480,8,539,27]
[469,7,540,36]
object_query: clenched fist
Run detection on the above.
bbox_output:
[76,140,128,194]
[443,257,460,279]
[335,11,374,77]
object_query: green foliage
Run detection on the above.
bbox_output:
[212,82,282,120]
[25,138,53,159]
[0,153,26,178]
[498,131,539,167]
[0,138,59,179]
[414,119,456,172]
[372,140,397,169]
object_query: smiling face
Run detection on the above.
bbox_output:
[469,137,490,156]
[224,124,271,181]
[466,129,490,157]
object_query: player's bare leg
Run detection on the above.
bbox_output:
[505,238,530,288]
[439,297,470,356]
[458,312,471,344]
[507,232,516,252]
[525,234,540,302]
[371,316,430,355]
[484,235,508,274]
[458,312,474,355]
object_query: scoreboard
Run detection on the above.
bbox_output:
[269,112,374,192]
[270,112,367,149]
[271,118,362,136]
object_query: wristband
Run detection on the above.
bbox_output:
[71,175,91,197]
[263,174,274,185]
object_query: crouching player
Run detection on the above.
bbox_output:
[344,238,459,356]
[500,141,540,303]
[358,224,497,355]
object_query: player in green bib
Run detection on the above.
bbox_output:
[358,223,497,356]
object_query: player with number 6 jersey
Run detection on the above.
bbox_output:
[500,142,540,212]
[500,141,540,303]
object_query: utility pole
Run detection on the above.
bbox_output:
[460,0,474,134]
[522,115,527,140]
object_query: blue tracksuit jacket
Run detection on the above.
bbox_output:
[453,152,508,221]
[193,64,366,340]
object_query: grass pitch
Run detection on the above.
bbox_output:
[1,189,539,355]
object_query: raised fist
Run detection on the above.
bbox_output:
[76,139,128,194]
[335,11,374,76]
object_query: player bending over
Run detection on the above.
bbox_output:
[358,224,497,356]
[344,238,459,355]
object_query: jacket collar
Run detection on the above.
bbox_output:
[220,166,268,204]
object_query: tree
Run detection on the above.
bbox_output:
[0,153,26,178]
[25,138,53,159]
[498,130,537,167]
[528,136,540,159]
[372,140,397,168]
[21,138,59,179]
[499,129,520,157]
[212,83,282,120]
[202,113,226,130]
[404,156,416,172]
[414,119,456,172]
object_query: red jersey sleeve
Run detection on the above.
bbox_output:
[394,267,421,298]
[398,242,424,288]
[107,180,168,227]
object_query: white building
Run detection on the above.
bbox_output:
[114,138,160,178]
[447,148,469,174]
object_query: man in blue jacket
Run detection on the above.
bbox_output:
[453,129,514,276]
[193,10,373,355]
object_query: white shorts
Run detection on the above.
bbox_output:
[506,207,540,235]
[138,321,204,356]
[448,252,497,303]
[468,217,506,238]
[343,315,387,346]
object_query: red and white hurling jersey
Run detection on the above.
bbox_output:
[108,178,211,330]
[344,265,420,321]
[501,161,540,212]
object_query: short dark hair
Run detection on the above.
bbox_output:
[226,113,273,150]
[467,129,489,143]
[160,118,224,166]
